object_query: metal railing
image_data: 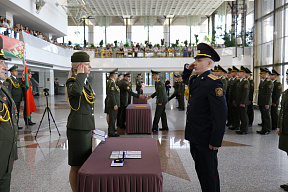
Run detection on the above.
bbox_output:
[94,51,195,58]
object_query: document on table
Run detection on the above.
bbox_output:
[110,151,142,159]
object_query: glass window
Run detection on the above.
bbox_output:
[285,7,288,36]
[276,0,284,8]
[261,42,273,65]
[132,26,148,45]
[106,26,126,45]
[274,38,284,63]
[94,26,105,47]
[255,21,262,45]
[275,9,284,38]
[255,0,262,20]
[262,15,274,43]
[255,45,261,66]
[262,0,274,16]
[149,26,163,45]
[285,37,288,62]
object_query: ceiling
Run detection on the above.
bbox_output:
[64,0,225,17]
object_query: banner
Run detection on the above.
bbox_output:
[0,34,24,59]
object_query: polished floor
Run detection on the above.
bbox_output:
[11,94,288,192]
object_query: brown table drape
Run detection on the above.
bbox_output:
[133,97,147,104]
[77,138,163,192]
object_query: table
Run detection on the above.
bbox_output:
[77,138,163,192]
[133,97,147,104]
[126,104,152,134]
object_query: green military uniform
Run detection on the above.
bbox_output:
[168,75,179,107]
[226,68,232,127]
[118,74,140,129]
[217,65,228,93]
[177,78,185,110]
[136,74,143,94]
[6,65,22,125]
[115,73,122,127]
[229,66,240,130]
[151,70,168,131]
[257,68,273,133]
[278,70,288,153]
[106,68,120,137]
[271,69,282,130]
[66,52,95,166]
[235,66,250,134]
[127,81,132,104]
[54,78,59,95]
[116,72,122,86]
[0,52,18,192]
[246,68,254,126]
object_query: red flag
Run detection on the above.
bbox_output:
[22,44,37,119]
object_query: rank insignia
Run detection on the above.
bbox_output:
[3,97,6,100]
[159,85,162,88]
[244,84,249,88]
[215,88,223,97]
[278,86,281,89]
[269,85,272,88]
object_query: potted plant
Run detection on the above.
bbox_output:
[194,34,199,45]
[99,40,103,47]
[114,40,118,47]
[124,43,129,48]
[90,43,95,49]
[68,40,72,45]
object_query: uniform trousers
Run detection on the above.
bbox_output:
[226,102,232,126]
[118,106,127,129]
[238,106,248,132]
[259,106,272,132]
[231,105,240,128]
[178,94,185,110]
[271,105,279,130]
[108,108,118,135]
[0,172,11,192]
[15,102,20,124]
[152,104,168,129]
[190,142,220,192]
[247,103,254,126]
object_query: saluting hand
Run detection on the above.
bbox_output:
[209,145,219,150]
[146,96,151,100]
[187,62,195,70]
[77,63,84,74]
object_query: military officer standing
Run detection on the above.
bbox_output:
[23,69,36,126]
[0,50,18,192]
[118,73,144,129]
[226,68,233,127]
[106,68,120,137]
[54,78,59,95]
[276,69,288,190]
[7,65,23,129]
[257,68,273,135]
[168,75,179,106]
[116,72,123,86]
[147,70,168,131]
[245,68,254,127]
[116,72,123,127]
[228,66,240,130]
[136,73,143,94]
[235,66,250,134]
[217,65,228,92]
[270,69,282,130]
[127,79,132,104]
[177,75,185,111]
[182,43,227,192]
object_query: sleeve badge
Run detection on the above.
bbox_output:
[269,85,272,88]
[278,86,281,89]
[244,84,249,88]
[215,88,223,97]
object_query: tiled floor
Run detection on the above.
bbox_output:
[10,94,288,192]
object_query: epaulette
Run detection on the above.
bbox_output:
[276,80,280,83]
[266,79,270,81]
[236,77,239,80]
[69,77,76,79]
[249,78,252,80]
[221,77,225,79]
[208,74,219,80]
[189,74,197,80]
[243,79,247,81]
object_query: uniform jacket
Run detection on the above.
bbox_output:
[136,77,142,92]
[248,78,254,102]
[235,78,250,106]
[220,76,227,93]
[119,79,139,107]
[182,67,227,147]
[278,89,288,152]
[106,78,120,108]
[66,73,95,130]
[151,78,168,104]
[0,85,18,179]
[7,76,23,103]
[178,80,185,95]
[272,80,282,105]
[229,77,240,103]
[258,78,273,106]
[226,78,232,101]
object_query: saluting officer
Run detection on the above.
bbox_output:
[136,73,143,94]
[235,66,250,134]
[177,75,185,111]
[66,51,95,192]
[106,68,120,137]
[270,69,282,130]
[0,50,18,192]
[245,68,254,127]
[217,65,228,92]
[257,68,273,135]
[182,43,227,192]
[7,65,23,129]
[118,73,144,129]
[228,66,240,130]
[147,70,168,131]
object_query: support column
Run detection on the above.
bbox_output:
[126,18,132,43]
[88,25,94,45]
[39,69,54,95]
[163,19,170,46]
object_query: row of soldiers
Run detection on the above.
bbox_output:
[0,64,36,129]
[167,75,186,111]
[213,65,282,135]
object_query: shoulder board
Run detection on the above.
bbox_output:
[69,77,76,79]
[221,77,225,79]
[276,80,280,83]
[243,79,247,81]
[208,74,219,80]
[266,79,270,81]
[236,78,239,80]
[249,78,252,80]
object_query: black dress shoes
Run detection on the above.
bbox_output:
[229,127,239,130]
[159,128,169,131]
[256,130,262,134]
[18,126,23,129]
[280,184,288,189]
[236,131,248,135]
[108,133,120,137]
[258,123,263,126]
[28,122,36,126]
[259,131,270,135]
[152,128,158,132]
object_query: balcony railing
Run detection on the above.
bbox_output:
[94,51,195,58]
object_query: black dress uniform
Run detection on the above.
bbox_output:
[229,66,240,130]
[118,73,139,129]
[257,68,273,134]
[66,52,95,166]
[151,70,168,131]
[106,68,120,137]
[136,73,143,94]
[246,68,254,126]
[182,43,227,192]
[235,66,250,134]
[270,69,282,130]
[0,52,18,192]
[6,65,22,126]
